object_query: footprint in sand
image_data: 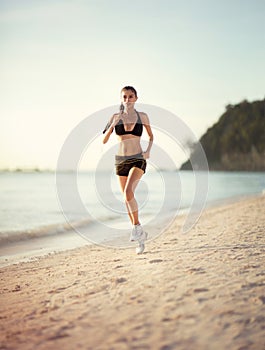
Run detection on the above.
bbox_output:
[113,277,127,284]
[114,265,124,269]
[149,259,163,264]
[193,288,209,293]
[242,282,265,290]
[258,296,265,304]
[11,285,21,292]
[188,268,206,274]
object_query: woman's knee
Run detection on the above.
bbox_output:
[124,187,134,202]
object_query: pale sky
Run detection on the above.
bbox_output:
[1,0,264,170]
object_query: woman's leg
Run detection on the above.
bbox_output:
[118,168,146,251]
[123,167,144,225]
[117,175,134,224]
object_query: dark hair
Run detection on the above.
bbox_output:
[121,86,138,97]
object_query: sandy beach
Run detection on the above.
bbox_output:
[0,195,265,350]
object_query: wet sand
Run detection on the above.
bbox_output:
[0,195,265,350]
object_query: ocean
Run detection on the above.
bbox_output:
[0,170,264,248]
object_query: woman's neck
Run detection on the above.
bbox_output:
[124,105,135,115]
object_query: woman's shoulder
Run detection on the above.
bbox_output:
[137,111,148,117]
[137,111,149,123]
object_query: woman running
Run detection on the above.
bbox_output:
[103,86,154,253]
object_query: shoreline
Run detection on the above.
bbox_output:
[0,193,262,268]
[0,194,265,349]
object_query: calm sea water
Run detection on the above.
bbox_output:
[0,170,264,243]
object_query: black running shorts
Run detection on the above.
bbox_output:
[115,153,146,176]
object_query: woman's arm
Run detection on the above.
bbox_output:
[141,113,154,159]
[102,120,114,144]
[102,114,119,144]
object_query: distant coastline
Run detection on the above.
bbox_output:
[0,168,54,173]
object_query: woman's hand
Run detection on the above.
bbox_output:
[142,151,150,159]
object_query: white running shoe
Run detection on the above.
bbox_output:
[130,224,143,242]
[136,231,148,254]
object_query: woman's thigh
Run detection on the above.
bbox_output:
[117,175,128,193]
[125,167,144,193]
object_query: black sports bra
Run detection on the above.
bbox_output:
[115,111,143,137]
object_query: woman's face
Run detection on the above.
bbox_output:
[121,89,138,108]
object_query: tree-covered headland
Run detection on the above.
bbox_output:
[180,98,265,171]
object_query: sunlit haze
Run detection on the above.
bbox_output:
[1,0,264,170]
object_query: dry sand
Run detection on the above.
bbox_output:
[0,195,265,350]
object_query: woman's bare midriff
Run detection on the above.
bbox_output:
[116,135,143,156]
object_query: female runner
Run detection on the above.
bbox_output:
[103,86,153,253]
